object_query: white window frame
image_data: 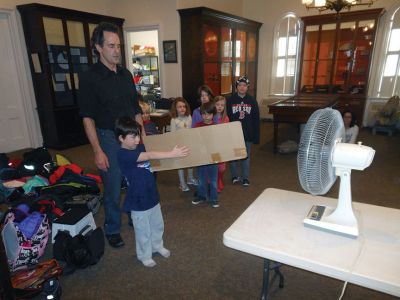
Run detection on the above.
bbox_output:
[270,12,302,96]
[369,5,400,99]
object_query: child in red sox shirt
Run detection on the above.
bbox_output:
[226,76,260,187]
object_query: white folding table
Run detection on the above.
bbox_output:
[223,188,400,299]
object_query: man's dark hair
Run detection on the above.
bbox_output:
[115,116,141,142]
[200,101,216,115]
[91,22,120,57]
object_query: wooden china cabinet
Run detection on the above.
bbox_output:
[178,7,262,110]
[299,9,383,126]
[17,3,124,149]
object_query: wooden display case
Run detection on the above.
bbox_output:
[299,9,383,125]
[17,3,124,149]
[178,7,262,109]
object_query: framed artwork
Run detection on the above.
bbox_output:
[163,40,177,63]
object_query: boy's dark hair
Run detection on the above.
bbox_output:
[197,85,214,103]
[114,116,141,142]
[200,101,216,115]
[91,22,120,57]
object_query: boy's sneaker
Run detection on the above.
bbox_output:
[211,200,219,208]
[242,179,250,186]
[232,177,240,184]
[192,197,206,205]
[187,178,199,185]
[179,184,190,192]
[156,247,171,258]
[142,259,156,267]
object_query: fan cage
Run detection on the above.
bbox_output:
[297,108,345,195]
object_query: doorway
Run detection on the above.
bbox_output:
[0,10,41,152]
[124,27,161,100]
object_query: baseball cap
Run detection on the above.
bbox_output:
[236,75,250,87]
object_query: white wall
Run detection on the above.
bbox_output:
[105,0,244,98]
[130,30,159,56]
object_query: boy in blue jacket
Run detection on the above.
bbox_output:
[115,116,189,267]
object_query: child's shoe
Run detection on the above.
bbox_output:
[157,247,171,258]
[142,259,157,267]
[211,200,219,208]
[232,176,240,184]
[187,178,199,186]
[179,184,190,192]
[192,196,206,205]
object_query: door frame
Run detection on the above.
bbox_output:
[123,25,162,94]
[0,8,42,150]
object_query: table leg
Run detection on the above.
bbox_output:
[273,122,278,154]
[261,259,271,300]
[260,259,285,300]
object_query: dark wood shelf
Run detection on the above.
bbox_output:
[17,3,124,149]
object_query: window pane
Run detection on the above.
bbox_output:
[288,36,297,56]
[287,58,296,76]
[67,21,85,47]
[43,17,65,46]
[383,55,399,76]
[388,28,400,52]
[277,59,285,77]
[278,37,286,57]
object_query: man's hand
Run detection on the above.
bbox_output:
[94,149,109,171]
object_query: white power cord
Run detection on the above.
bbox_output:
[338,210,365,300]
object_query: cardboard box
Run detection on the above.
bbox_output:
[143,121,247,172]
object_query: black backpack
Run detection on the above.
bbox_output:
[18,147,53,177]
[53,226,104,275]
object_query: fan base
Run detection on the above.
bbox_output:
[303,205,358,238]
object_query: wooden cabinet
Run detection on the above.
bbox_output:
[17,3,124,149]
[178,7,262,109]
[299,9,383,125]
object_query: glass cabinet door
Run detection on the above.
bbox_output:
[220,27,232,95]
[44,17,75,107]
[247,32,257,96]
[315,23,336,90]
[349,19,376,94]
[203,25,220,94]
[67,20,89,98]
[333,21,356,93]
[88,23,98,63]
[234,30,247,83]
[301,25,319,92]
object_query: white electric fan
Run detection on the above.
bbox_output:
[297,108,375,237]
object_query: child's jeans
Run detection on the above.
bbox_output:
[197,164,218,201]
[130,203,164,262]
[230,141,252,180]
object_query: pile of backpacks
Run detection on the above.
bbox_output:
[0,147,104,299]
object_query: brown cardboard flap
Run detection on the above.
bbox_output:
[143,121,246,171]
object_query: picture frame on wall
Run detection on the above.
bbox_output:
[163,40,177,63]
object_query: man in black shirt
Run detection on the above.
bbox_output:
[79,22,143,248]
